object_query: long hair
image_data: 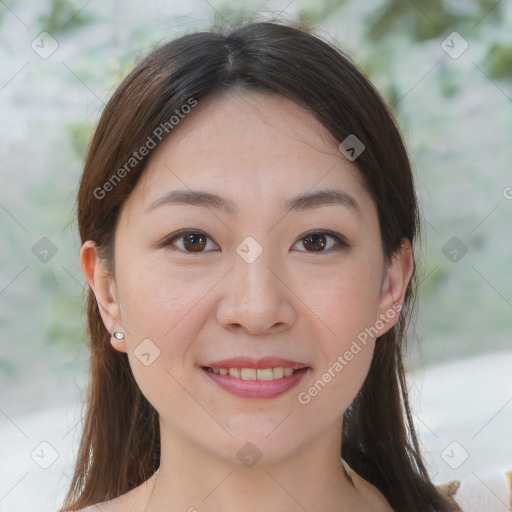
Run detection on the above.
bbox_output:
[62,21,456,512]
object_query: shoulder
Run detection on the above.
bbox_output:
[73,501,124,512]
[73,473,156,512]
[73,495,136,512]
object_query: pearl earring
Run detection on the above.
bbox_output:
[113,331,125,340]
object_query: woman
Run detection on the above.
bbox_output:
[61,21,461,512]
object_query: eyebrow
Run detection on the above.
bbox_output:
[144,188,360,215]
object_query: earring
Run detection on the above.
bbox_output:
[113,331,125,340]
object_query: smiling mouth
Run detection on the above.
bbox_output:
[202,366,304,381]
[201,365,309,399]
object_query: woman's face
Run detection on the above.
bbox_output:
[86,90,410,466]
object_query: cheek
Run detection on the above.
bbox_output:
[290,262,381,413]
[298,257,383,339]
[116,254,218,336]
[116,263,205,411]
[296,339,375,424]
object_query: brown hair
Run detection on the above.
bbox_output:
[62,21,456,512]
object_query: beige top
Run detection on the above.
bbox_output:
[438,470,512,512]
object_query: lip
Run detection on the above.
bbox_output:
[200,356,310,400]
[203,357,308,370]
[202,366,309,399]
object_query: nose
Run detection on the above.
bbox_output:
[215,250,297,336]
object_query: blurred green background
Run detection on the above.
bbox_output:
[0,0,511,420]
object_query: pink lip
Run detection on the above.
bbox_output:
[201,366,309,399]
[204,357,307,370]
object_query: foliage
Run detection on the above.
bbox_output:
[39,0,93,33]
[487,43,512,80]
[67,121,95,161]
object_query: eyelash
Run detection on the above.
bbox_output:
[157,229,350,254]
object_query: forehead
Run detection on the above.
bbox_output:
[123,90,373,217]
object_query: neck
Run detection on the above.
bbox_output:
[144,418,365,512]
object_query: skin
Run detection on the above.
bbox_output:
[81,90,413,512]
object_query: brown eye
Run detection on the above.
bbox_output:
[182,233,207,252]
[160,230,219,253]
[303,233,327,251]
[293,231,349,253]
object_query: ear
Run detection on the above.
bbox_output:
[375,238,414,337]
[80,240,127,353]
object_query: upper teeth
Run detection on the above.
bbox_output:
[210,367,296,380]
